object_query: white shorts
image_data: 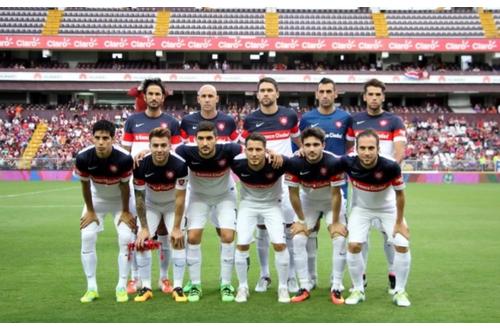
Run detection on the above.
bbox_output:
[302,197,347,230]
[80,196,125,233]
[136,200,185,234]
[186,189,237,231]
[237,200,286,245]
[347,206,409,247]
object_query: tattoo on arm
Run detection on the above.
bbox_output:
[134,189,148,228]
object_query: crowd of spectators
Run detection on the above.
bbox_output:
[1,102,498,171]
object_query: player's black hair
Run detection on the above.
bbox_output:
[92,119,116,137]
[363,78,386,93]
[318,77,335,88]
[301,127,326,143]
[257,77,279,92]
[245,132,267,148]
[142,78,166,96]
[356,129,380,147]
[196,120,217,136]
[149,127,171,141]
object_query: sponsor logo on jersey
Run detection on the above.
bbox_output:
[279,116,288,126]
[145,173,154,178]
[300,171,310,175]
[325,132,343,139]
[135,123,145,128]
[356,120,366,125]
[255,122,264,128]
[88,166,98,170]
[310,123,319,128]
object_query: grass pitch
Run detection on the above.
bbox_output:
[0,181,499,322]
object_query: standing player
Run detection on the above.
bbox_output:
[132,127,188,303]
[122,78,182,295]
[175,121,242,302]
[74,120,135,303]
[299,77,354,289]
[348,78,407,293]
[285,127,346,304]
[231,133,291,303]
[332,129,411,307]
[240,77,302,293]
[180,84,239,144]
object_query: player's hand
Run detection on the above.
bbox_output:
[170,227,185,249]
[393,222,410,240]
[329,222,348,238]
[290,222,307,236]
[266,150,283,169]
[135,227,150,249]
[118,211,137,231]
[133,149,149,169]
[80,211,99,230]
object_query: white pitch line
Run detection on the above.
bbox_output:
[0,205,81,208]
[0,186,79,198]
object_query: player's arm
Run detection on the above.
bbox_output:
[393,189,409,239]
[394,141,406,165]
[79,180,98,230]
[171,189,187,249]
[328,186,347,238]
[346,140,355,153]
[118,180,136,231]
[134,189,150,248]
[288,186,307,236]
[292,135,302,149]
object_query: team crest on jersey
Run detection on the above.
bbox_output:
[218,159,227,167]
[380,120,387,127]
[217,122,225,131]
[279,116,288,126]
[266,172,274,180]
[166,171,174,179]
[160,122,168,129]
[109,164,118,173]
[335,121,342,128]
[320,167,328,176]
[374,171,383,179]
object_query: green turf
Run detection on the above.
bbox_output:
[0,181,499,322]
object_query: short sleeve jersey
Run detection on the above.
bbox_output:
[285,151,345,201]
[122,112,182,157]
[174,143,242,196]
[133,153,188,205]
[241,106,300,156]
[339,155,405,211]
[73,145,133,199]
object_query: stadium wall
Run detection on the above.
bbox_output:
[1,171,499,184]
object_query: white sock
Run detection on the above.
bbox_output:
[158,234,170,280]
[332,236,347,290]
[394,250,411,293]
[274,249,290,289]
[292,234,310,290]
[117,224,134,289]
[235,249,249,289]
[186,243,201,285]
[306,235,318,283]
[361,240,369,274]
[347,251,365,292]
[220,242,235,286]
[81,227,98,291]
[136,250,152,289]
[285,226,295,280]
[130,252,139,281]
[256,228,270,278]
[382,232,395,274]
[171,248,186,289]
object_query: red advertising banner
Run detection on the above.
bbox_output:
[0,35,498,52]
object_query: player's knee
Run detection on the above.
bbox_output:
[219,230,234,243]
[348,242,363,253]
[394,245,409,253]
[292,234,307,250]
[81,230,97,251]
[237,244,250,252]
[272,243,287,252]
[118,227,134,247]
